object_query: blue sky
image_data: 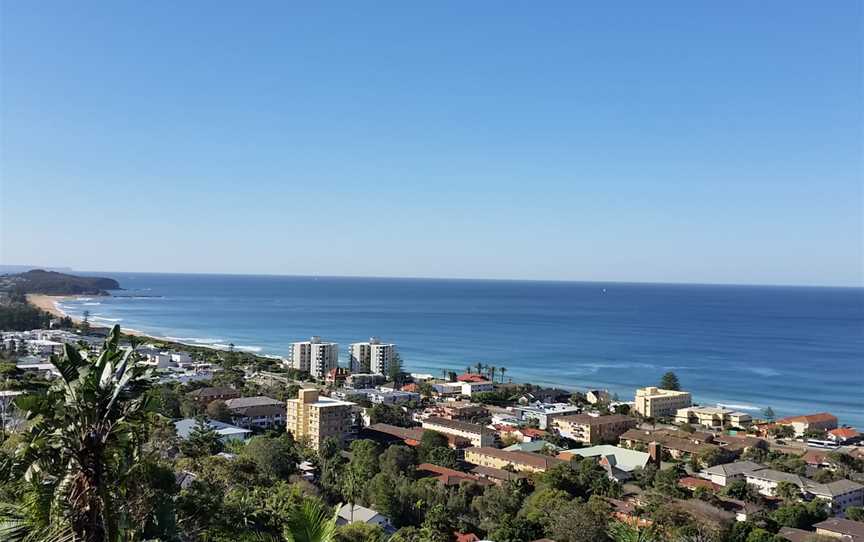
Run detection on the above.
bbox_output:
[1,2,861,286]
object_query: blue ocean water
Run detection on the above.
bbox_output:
[58,273,864,427]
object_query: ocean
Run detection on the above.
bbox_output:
[57,273,864,427]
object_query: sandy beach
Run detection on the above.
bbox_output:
[27,294,78,321]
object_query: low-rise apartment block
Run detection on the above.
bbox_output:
[464,446,565,473]
[675,405,752,429]
[224,396,286,429]
[348,337,396,375]
[425,401,488,421]
[187,386,242,405]
[512,402,582,430]
[286,389,355,450]
[743,468,864,516]
[421,416,496,447]
[553,413,638,444]
[287,336,339,378]
[634,387,692,418]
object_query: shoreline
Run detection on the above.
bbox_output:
[26,294,147,337]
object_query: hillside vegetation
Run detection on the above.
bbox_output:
[0,269,120,295]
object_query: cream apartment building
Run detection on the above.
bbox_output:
[634,387,692,418]
[286,389,354,450]
[675,405,752,428]
[287,336,339,378]
[348,337,396,375]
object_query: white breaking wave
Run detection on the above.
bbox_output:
[92,316,123,323]
[717,403,761,412]
[83,302,102,306]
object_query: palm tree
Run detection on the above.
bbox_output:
[487,365,496,382]
[499,367,507,383]
[342,470,361,523]
[474,362,484,375]
[607,521,661,542]
[465,365,472,374]
[11,325,152,542]
[282,499,338,542]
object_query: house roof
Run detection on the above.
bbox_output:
[829,428,860,439]
[806,478,864,497]
[457,373,489,383]
[813,518,864,538]
[469,464,528,481]
[417,463,491,486]
[776,412,838,425]
[701,461,764,478]
[423,416,495,436]
[556,413,635,426]
[503,440,561,453]
[224,396,283,409]
[679,477,722,491]
[777,527,816,542]
[188,387,239,397]
[174,418,251,439]
[562,445,650,473]
[337,504,387,525]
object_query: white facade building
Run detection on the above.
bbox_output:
[287,336,339,378]
[348,337,396,375]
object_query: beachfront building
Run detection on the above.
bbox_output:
[463,447,564,473]
[552,413,638,445]
[286,389,355,450]
[287,336,339,378]
[675,405,753,429]
[634,387,692,418]
[775,413,839,437]
[421,416,496,447]
[348,337,396,375]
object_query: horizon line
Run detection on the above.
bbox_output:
[5,264,862,290]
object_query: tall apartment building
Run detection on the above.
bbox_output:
[634,387,692,418]
[348,337,396,375]
[287,336,339,378]
[286,389,355,450]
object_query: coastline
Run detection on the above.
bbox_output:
[27,294,78,321]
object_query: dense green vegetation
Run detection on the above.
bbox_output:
[0,290,55,331]
[1,269,120,295]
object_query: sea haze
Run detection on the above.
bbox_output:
[58,273,864,427]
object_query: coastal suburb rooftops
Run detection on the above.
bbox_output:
[776,412,838,424]
[423,416,496,436]
[812,518,864,539]
[701,461,764,478]
[465,446,566,470]
[224,396,283,409]
[555,413,634,426]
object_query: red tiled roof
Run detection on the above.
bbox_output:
[520,428,547,438]
[776,412,837,424]
[679,477,722,491]
[455,533,480,542]
[417,463,491,487]
[457,373,489,383]
[829,428,859,438]
[401,383,419,393]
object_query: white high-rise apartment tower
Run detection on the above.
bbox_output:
[349,337,396,375]
[287,336,339,378]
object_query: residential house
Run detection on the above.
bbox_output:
[813,518,864,541]
[346,373,386,389]
[362,423,471,449]
[416,463,492,487]
[464,447,565,473]
[828,428,861,445]
[174,418,252,443]
[421,417,496,447]
[586,390,610,405]
[744,469,864,516]
[336,504,394,532]
[519,388,571,404]
[187,387,242,405]
[425,401,488,421]
[325,367,350,386]
[699,461,765,487]
[559,445,653,482]
[224,396,286,429]
[366,389,420,405]
[553,413,638,444]
[775,413,839,437]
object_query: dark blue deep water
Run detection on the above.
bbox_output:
[59,274,864,427]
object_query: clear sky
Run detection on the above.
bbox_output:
[1,2,862,286]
